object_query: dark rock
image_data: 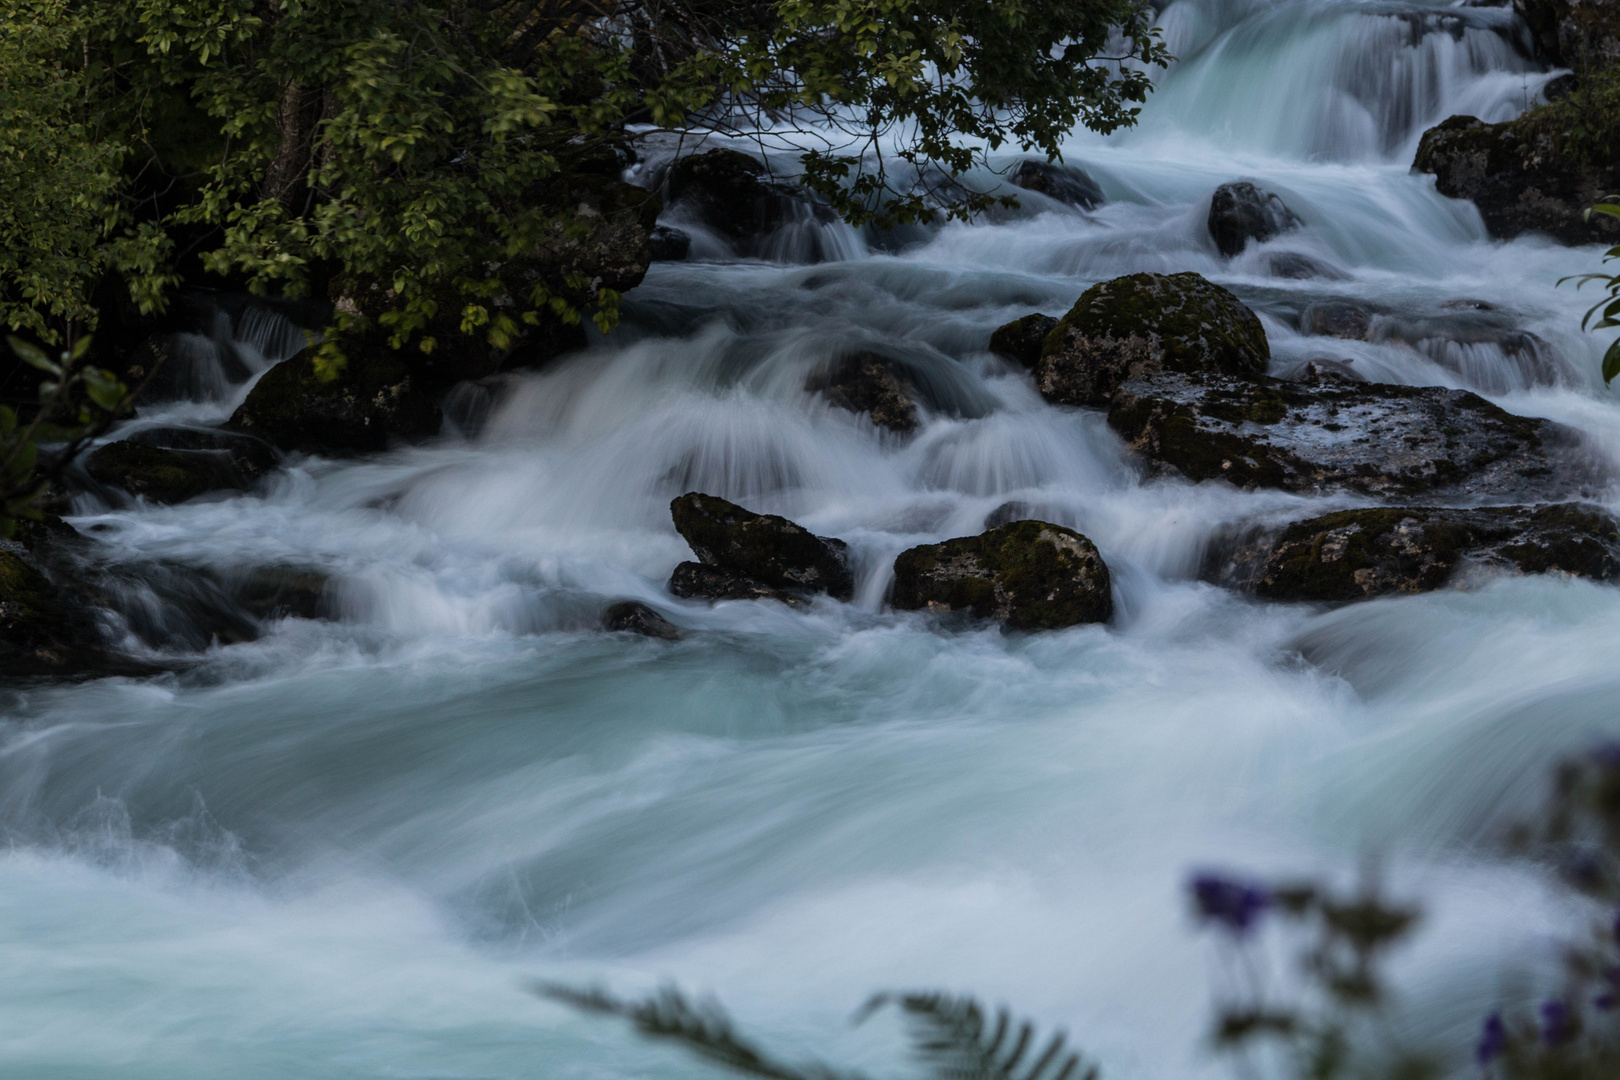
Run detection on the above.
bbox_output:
[1513,0,1620,65]
[520,177,663,296]
[230,341,441,455]
[233,566,330,621]
[649,225,691,262]
[1265,252,1348,281]
[85,426,281,504]
[891,519,1112,629]
[1300,301,1374,341]
[666,149,833,244]
[602,599,682,638]
[1208,182,1302,257]
[85,443,217,505]
[1543,72,1578,101]
[669,492,854,601]
[1106,370,1587,498]
[805,353,919,434]
[1211,503,1620,602]
[1007,159,1106,210]
[0,547,107,677]
[1412,114,1620,244]
[1036,272,1270,408]
[669,562,809,608]
[988,313,1059,369]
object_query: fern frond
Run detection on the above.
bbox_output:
[537,982,867,1080]
[858,992,1097,1080]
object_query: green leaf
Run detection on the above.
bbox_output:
[1602,338,1620,383]
[7,336,60,376]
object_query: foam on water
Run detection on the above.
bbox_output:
[5,0,1618,1076]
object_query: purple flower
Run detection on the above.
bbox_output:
[1190,873,1269,935]
[1476,1011,1506,1067]
[1540,999,1574,1046]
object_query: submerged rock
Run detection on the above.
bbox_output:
[1412,114,1620,244]
[1266,252,1348,281]
[1211,503,1620,602]
[1036,272,1270,408]
[1007,159,1105,210]
[1107,370,1585,498]
[602,600,682,639]
[805,353,919,434]
[668,492,853,603]
[230,341,441,455]
[891,519,1112,629]
[1208,182,1302,257]
[1299,301,1374,341]
[988,313,1058,369]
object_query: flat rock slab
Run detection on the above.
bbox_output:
[1106,370,1590,499]
[1210,504,1620,602]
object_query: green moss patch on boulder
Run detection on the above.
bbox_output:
[1211,503,1620,602]
[669,492,853,603]
[85,442,217,505]
[1035,272,1270,408]
[1107,369,1586,499]
[230,340,441,455]
[891,519,1112,629]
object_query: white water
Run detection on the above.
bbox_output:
[4,2,1616,1076]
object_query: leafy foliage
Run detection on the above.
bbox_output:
[539,983,1094,1080]
[1565,200,1620,383]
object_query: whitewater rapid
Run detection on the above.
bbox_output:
[3,1,1615,1076]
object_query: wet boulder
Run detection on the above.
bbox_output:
[1514,0,1620,66]
[649,225,691,262]
[1208,182,1302,257]
[891,519,1112,629]
[85,427,279,504]
[1211,503,1620,602]
[230,340,441,455]
[668,492,853,603]
[1266,252,1348,281]
[1299,301,1374,341]
[1007,159,1105,210]
[0,546,107,677]
[602,599,682,639]
[1107,369,1586,499]
[1413,114,1620,245]
[666,149,833,245]
[520,177,663,296]
[988,313,1059,370]
[805,353,919,434]
[1036,272,1270,408]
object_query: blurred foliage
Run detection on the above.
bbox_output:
[1566,200,1620,383]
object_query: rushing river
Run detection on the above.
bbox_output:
[4,1,1615,1076]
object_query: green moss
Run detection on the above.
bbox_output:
[1041,272,1269,375]
[1510,63,1620,167]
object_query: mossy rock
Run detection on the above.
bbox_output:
[1212,503,1620,602]
[805,353,919,434]
[988,313,1058,369]
[230,340,441,455]
[1107,370,1583,500]
[891,519,1112,629]
[85,442,220,504]
[670,492,853,600]
[1035,272,1269,408]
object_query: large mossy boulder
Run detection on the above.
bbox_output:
[1211,503,1620,602]
[1035,272,1270,408]
[1413,113,1620,245]
[890,519,1112,629]
[230,340,441,455]
[85,427,278,504]
[1207,181,1302,258]
[0,547,107,677]
[1107,370,1585,499]
[668,492,854,603]
[805,353,919,434]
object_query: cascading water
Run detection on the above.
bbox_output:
[4,2,1617,1077]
